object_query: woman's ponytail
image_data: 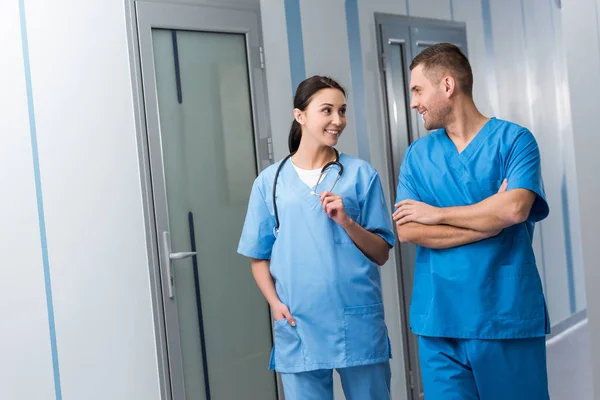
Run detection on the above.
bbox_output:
[288,120,302,153]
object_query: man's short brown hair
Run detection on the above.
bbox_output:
[410,43,473,97]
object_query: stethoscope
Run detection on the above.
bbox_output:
[272,148,344,234]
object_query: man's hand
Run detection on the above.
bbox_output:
[394,179,508,226]
[393,200,442,226]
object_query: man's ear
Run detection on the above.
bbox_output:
[444,75,456,97]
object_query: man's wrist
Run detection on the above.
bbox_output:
[436,207,449,225]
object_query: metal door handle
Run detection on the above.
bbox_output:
[170,251,197,260]
[162,231,196,298]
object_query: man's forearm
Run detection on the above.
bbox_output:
[396,222,494,249]
[439,189,535,233]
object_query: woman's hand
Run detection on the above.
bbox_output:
[271,301,296,326]
[320,191,352,227]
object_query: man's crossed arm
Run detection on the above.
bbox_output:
[392,180,537,249]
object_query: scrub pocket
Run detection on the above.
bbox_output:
[333,206,360,244]
[487,271,546,320]
[273,319,305,368]
[344,303,389,362]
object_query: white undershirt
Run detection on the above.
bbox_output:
[291,160,327,189]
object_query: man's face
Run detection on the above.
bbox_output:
[409,65,451,131]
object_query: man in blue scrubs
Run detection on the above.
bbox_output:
[393,43,550,399]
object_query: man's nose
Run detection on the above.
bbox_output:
[410,97,418,109]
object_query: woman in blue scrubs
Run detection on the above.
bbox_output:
[238,76,395,399]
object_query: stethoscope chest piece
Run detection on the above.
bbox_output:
[272,148,344,235]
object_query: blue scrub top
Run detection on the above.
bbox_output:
[238,153,396,373]
[396,118,550,339]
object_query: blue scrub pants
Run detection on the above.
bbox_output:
[280,362,391,400]
[418,336,549,400]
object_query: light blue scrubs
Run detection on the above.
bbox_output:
[396,118,550,397]
[280,362,391,400]
[238,153,395,397]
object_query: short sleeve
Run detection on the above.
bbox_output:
[395,144,422,204]
[237,175,276,259]
[360,172,395,247]
[505,130,550,222]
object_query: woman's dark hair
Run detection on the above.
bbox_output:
[288,76,346,153]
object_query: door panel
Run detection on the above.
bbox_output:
[136,3,277,399]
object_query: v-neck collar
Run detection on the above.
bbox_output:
[283,155,341,209]
[440,117,496,162]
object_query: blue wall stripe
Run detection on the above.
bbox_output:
[18,1,63,399]
[450,0,455,21]
[561,177,577,313]
[538,224,549,304]
[284,0,306,94]
[345,0,371,162]
[405,0,410,16]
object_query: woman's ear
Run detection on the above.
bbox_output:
[293,108,305,125]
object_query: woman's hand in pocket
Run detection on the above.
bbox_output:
[271,301,296,326]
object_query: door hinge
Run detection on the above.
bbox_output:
[266,137,274,161]
[259,46,265,69]
[409,369,415,388]
[380,53,387,71]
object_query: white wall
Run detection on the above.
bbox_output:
[0,2,56,398]
[1,0,162,398]
[561,0,600,396]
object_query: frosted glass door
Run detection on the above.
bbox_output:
[150,28,276,400]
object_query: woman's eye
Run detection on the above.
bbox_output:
[340,109,347,115]
[323,108,331,114]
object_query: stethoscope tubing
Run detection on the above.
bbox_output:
[272,148,343,234]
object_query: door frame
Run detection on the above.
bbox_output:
[374,13,468,400]
[124,1,276,399]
